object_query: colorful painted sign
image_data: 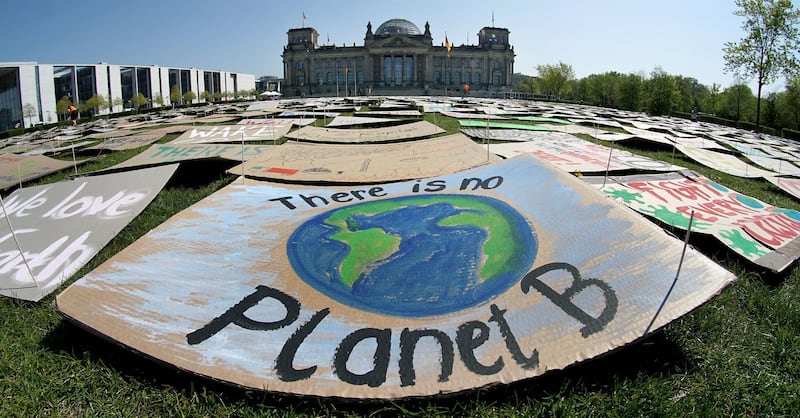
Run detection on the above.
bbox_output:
[458,120,552,131]
[56,155,734,398]
[0,164,177,301]
[227,133,500,183]
[590,171,800,271]
[476,133,684,173]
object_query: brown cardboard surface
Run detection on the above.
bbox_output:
[0,164,177,301]
[56,155,734,398]
[284,120,445,143]
[226,133,500,183]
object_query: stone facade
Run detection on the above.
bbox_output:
[282,18,515,96]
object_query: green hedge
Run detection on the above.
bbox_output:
[782,128,800,141]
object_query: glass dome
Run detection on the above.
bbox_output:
[375,18,422,36]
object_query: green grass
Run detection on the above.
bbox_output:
[1,113,800,416]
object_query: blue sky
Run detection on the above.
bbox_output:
[3,0,784,92]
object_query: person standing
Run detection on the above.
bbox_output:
[68,104,79,126]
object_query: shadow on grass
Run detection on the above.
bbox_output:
[40,317,691,416]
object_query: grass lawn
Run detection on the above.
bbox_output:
[1,113,799,416]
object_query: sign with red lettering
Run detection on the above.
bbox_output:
[0,164,177,301]
[590,171,800,272]
[55,156,734,399]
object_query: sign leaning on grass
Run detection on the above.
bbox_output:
[590,171,800,272]
[0,164,177,301]
[55,155,735,399]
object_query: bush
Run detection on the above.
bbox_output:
[782,128,800,141]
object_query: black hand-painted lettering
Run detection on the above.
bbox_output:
[333,328,391,388]
[457,320,504,375]
[399,328,454,387]
[186,285,300,345]
[275,308,330,382]
[489,304,539,369]
[521,262,618,337]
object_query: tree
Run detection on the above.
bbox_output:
[720,82,756,121]
[112,97,123,112]
[183,90,196,105]
[723,0,800,131]
[535,62,575,98]
[201,90,214,103]
[84,94,105,117]
[131,93,148,111]
[22,103,37,126]
[56,96,71,120]
[153,93,164,108]
[784,77,800,129]
[169,86,183,108]
[645,67,679,115]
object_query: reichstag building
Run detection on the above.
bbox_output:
[282,18,515,97]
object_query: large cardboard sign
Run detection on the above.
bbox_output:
[458,120,552,131]
[104,143,275,171]
[170,125,292,145]
[227,133,500,183]
[0,154,76,190]
[56,155,734,399]
[478,134,684,173]
[590,171,800,272]
[285,121,445,143]
[84,132,165,151]
[766,176,800,201]
[676,145,777,178]
[0,164,177,301]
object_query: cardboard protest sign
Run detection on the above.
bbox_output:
[56,155,734,399]
[0,164,177,301]
[170,125,292,145]
[0,154,77,190]
[237,118,315,127]
[458,120,552,131]
[589,171,800,272]
[84,132,165,151]
[284,121,445,143]
[227,133,500,183]
[675,145,777,178]
[103,143,275,171]
[766,176,800,201]
[477,133,684,173]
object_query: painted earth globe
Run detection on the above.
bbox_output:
[287,194,537,317]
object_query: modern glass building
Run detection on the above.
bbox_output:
[0,62,256,130]
[282,18,515,97]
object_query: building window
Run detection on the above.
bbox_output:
[454,71,461,84]
[434,71,441,84]
[317,72,323,85]
[384,57,392,82]
[326,71,334,84]
[434,57,441,67]
[393,57,402,84]
[404,57,413,82]
[0,67,21,131]
[297,61,305,70]
[120,67,135,105]
[473,71,480,84]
